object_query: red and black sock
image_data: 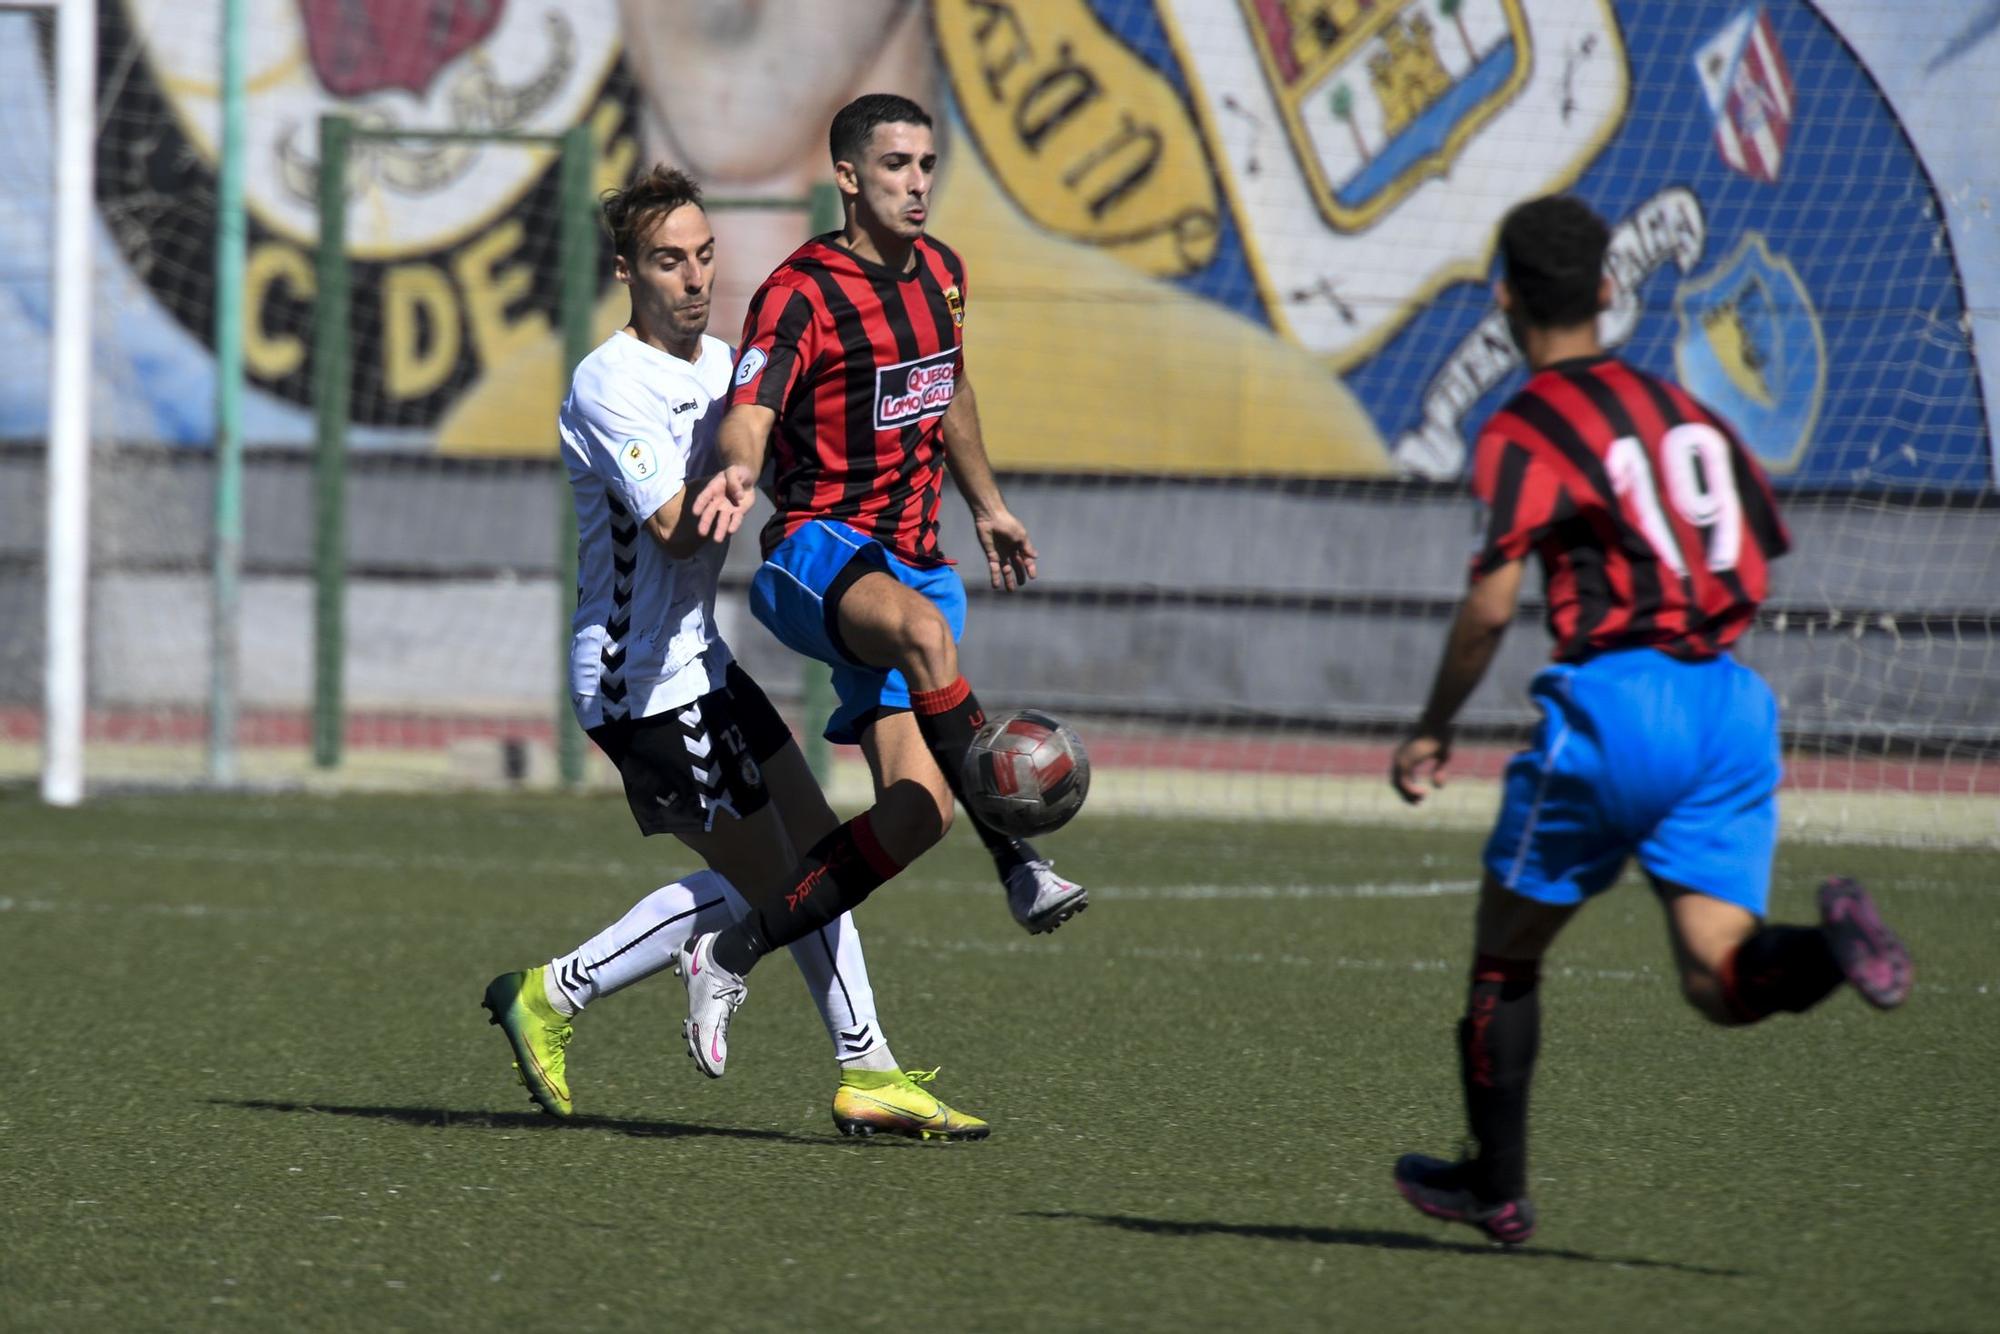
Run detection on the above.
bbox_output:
[909,676,1036,873]
[1719,924,1844,1023]
[1458,954,1541,1202]
[710,813,905,976]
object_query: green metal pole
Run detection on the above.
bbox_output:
[207,0,247,783]
[555,125,597,787]
[801,182,843,785]
[312,115,352,769]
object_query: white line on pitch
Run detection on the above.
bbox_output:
[883,932,1995,998]
[883,879,1478,902]
[2,838,1472,900]
[1048,880,1477,901]
[0,894,1987,997]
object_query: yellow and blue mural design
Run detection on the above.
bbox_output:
[936,0,1990,488]
[0,0,1989,489]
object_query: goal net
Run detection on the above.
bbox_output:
[920,0,1997,845]
[3,0,1993,847]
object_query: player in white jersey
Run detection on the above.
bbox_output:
[481,166,985,1140]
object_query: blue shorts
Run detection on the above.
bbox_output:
[749,519,966,746]
[1484,648,1781,915]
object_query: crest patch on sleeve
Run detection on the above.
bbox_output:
[619,437,657,481]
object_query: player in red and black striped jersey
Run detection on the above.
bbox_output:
[1469,341,1789,663]
[730,220,966,566]
[674,95,1086,1068]
[1388,197,1911,1244]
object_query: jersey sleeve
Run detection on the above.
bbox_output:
[729,281,815,413]
[1468,426,1568,581]
[560,375,689,524]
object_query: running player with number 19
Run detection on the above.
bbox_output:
[1387,195,1912,1244]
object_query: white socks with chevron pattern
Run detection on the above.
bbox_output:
[545,869,734,1015]
[541,868,897,1071]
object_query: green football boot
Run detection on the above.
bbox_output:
[831,1067,990,1141]
[481,966,574,1118]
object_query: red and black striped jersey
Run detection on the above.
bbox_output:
[729,233,967,566]
[1470,355,1791,662]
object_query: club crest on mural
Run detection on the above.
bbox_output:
[95,0,625,430]
[1674,234,1825,472]
[1158,0,1627,368]
[114,0,620,253]
[1694,6,1796,184]
[1237,0,1531,231]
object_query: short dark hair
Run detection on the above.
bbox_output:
[829,93,933,167]
[601,165,705,263]
[1497,195,1610,328]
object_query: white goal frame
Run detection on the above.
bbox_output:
[14,0,94,806]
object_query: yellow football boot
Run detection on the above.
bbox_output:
[481,967,574,1117]
[832,1067,990,1141]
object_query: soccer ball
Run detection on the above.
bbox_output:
[959,709,1090,837]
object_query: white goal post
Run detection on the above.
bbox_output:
[12,0,94,807]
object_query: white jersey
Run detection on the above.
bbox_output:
[560,330,735,729]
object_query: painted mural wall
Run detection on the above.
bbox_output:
[0,0,1991,487]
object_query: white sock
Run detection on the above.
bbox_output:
[710,880,896,1070]
[546,869,734,1014]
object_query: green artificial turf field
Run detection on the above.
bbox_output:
[3,789,1994,1331]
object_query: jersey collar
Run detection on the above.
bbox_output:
[818,231,928,283]
[1542,353,1615,374]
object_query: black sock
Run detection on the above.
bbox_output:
[1721,924,1844,1022]
[908,675,1033,872]
[909,675,983,803]
[709,812,904,975]
[974,822,1036,874]
[1459,954,1541,1202]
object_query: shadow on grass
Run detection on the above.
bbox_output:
[1023,1212,1749,1277]
[212,1098,894,1148]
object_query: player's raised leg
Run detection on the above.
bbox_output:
[834,566,1086,933]
[1643,654,1911,1022]
[1660,878,1912,1025]
[699,551,1072,985]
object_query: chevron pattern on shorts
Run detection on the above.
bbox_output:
[676,702,723,806]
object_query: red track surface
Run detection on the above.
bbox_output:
[5,708,1995,795]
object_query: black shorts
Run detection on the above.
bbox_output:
[588,662,796,836]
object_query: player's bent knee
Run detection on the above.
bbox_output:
[896,604,957,679]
